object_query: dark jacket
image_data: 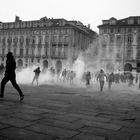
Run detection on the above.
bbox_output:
[5,59,16,75]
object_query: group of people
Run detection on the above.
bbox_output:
[82,69,140,92]
[1,52,140,102]
[32,66,140,92]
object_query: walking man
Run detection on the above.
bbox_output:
[97,69,107,92]
[0,52,24,101]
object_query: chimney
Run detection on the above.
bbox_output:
[87,24,90,29]
[15,16,20,22]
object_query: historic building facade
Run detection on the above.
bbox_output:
[0,16,96,72]
[98,16,140,72]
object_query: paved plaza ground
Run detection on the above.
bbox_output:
[0,82,140,140]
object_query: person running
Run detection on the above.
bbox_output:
[97,69,107,92]
[0,52,24,101]
[32,67,41,86]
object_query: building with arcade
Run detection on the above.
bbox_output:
[98,16,140,72]
[0,16,97,72]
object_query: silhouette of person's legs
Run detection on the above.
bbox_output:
[32,75,36,85]
[35,77,38,85]
[100,81,104,92]
[35,75,39,86]
[0,76,9,97]
[10,75,23,97]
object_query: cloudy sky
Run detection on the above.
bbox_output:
[0,0,140,32]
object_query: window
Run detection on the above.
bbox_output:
[32,36,35,44]
[2,37,5,46]
[52,35,57,42]
[45,48,48,56]
[137,34,140,44]
[20,48,23,57]
[38,36,42,44]
[64,44,68,57]
[104,29,107,34]
[7,37,12,46]
[137,49,140,59]
[45,42,48,48]
[58,44,62,56]
[14,48,16,55]
[51,44,56,56]
[116,36,121,44]
[110,36,114,43]
[64,35,68,43]
[45,36,49,43]
[20,36,24,46]
[127,49,132,58]
[128,19,134,24]
[117,28,121,34]
[2,48,5,56]
[13,37,18,46]
[127,35,133,44]
[26,49,28,56]
[128,28,132,33]
[26,37,30,46]
[110,29,114,33]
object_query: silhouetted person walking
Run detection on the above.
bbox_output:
[32,67,41,86]
[85,71,91,87]
[97,69,107,92]
[108,72,114,89]
[0,52,24,101]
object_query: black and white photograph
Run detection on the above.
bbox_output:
[0,0,140,139]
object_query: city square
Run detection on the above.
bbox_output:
[0,0,140,139]
[0,82,140,140]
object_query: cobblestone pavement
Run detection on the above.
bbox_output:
[0,83,140,140]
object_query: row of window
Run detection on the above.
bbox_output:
[1,45,68,57]
[0,35,69,46]
[109,35,140,44]
[0,29,70,36]
[101,28,140,34]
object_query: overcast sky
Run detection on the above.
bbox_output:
[0,0,140,32]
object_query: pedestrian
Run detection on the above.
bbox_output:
[138,73,140,89]
[0,52,24,101]
[32,67,41,86]
[85,71,91,87]
[107,72,114,89]
[135,73,138,84]
[97,69,107,92]
[128,72,134,87]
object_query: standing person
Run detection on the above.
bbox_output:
[32,67,41,86]
[135,73,138,84]
[128,72,134,87]
[85,71,91,87]
[0,52,24,101]
[97,69,107,92]
[138,73,140,89]
[108,72,114,89]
